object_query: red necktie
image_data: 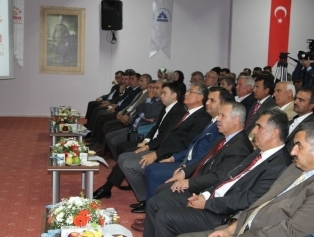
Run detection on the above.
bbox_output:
[210,153,262,198]
[173,111,189,129]
[245,102,261,129]
[191,138,226,178]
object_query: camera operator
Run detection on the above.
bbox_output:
[292,49,314,88]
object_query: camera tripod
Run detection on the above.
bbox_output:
[274,52,289,82]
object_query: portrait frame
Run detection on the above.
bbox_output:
[40,6,85,75]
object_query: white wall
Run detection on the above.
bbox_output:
[230,0,314,75]
[0,0,231,116]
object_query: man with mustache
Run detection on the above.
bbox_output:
[180,121,314,237]
[285,88,314,152]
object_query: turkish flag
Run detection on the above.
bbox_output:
[267,0,292,67]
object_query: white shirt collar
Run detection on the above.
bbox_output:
[165,101,178,113]
[258,95,270,104]
[235,93,251,102]
[212,116,218,123]
[187,105,203,115]
[260,144,285,160]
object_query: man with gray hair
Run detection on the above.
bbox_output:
[273,81,297,120]
[143,101,254,236]
[186,121,314,237]
[190,71,204,85]
[235,76,257,115]
[204,70,218,89]
[146,108,291,237]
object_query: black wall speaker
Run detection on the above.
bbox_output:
[101,0,123,31]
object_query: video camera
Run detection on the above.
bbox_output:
[298,39,314,61]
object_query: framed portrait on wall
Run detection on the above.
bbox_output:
[40,6,85,74]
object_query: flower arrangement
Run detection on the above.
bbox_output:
[52,138,88,157]
[53,115,77,125]
[48,194,105,229]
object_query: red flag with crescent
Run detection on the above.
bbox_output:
[267,0,292,67]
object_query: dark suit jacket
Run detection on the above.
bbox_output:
[245,96,276,134]
[145,102,186,142]
[203,147,291,228]
[285,112,314,152]
[114,86,142,112]
[233,162,314,237]
[184,130,253,193]
[240,93,257,118]
[100,84,121,101]
[173,121,222,165]
[149,107,211,160]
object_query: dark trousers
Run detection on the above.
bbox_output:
[85,101,101,120]
[85,106,108,130]
[144,187,225,237]
[93,112,117,143]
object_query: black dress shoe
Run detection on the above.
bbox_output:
[130,200,146,209]
[93,186,104,196]
[131,205,146,213]
[93,188,111,199]
[118,185,132,191]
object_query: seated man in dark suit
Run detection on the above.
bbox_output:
[85,72,131,130]
[92,82,186,199]
[182,121,314,237]
[285,87,314,152]
[118,83,212,212]
[234,75,256,116]
[104,80,164,160]
[244,74,276,138]
[143,87,232,202]
[143,108,291,237]
[88,72,143,149]
[85,70,124,122]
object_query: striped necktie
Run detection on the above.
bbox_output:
[210,154,262,198]
[191,138,226,178]
[245,102,261,129]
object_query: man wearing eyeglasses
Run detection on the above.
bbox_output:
[143,108,291,237]
[204,71,218,89]
[190,71,204,85]
[117,83,211,212]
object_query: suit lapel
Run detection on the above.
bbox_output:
[209,131,245,159]
[227,149,284,194]
[172,108,203,131]
[249,164,302,209]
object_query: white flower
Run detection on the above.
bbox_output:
[68,196,85,206]
[66,216,73,225]
[56,212,64,222]
[55,206,64,213]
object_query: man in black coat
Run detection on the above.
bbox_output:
[142,108,291,237]
[244,74,276,136]
[93,82,186,199]
[285,88,314,151]
[85,70,123,121]
[118,83,211,212]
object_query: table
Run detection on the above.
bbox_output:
[47,156,99,204]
